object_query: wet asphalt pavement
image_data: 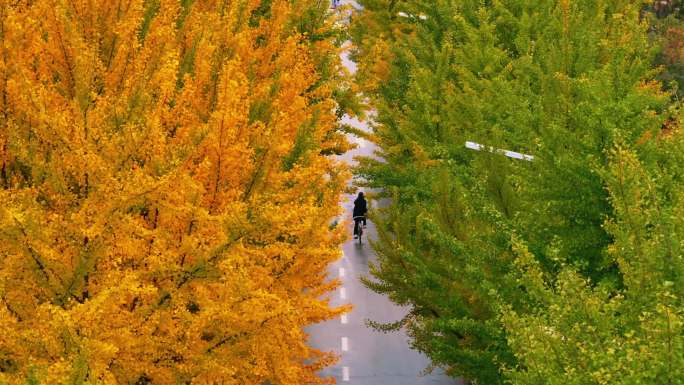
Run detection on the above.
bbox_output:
[306,8,460,382]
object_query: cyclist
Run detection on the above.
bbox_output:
[353,192,367,239]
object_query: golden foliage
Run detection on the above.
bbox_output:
[0,0,348,383]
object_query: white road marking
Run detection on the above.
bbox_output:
[340,287,347,299]
[341,337,349,351]
[342,366,350,381]
[341,313,348,324]
[339,267,346,277]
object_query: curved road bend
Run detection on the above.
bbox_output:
[306,3,461,384]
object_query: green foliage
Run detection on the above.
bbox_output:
[139,0,161,43]
[249,0,274,27]
[503,143,684,384]
[352,0,682,383]
[282,117,317,171]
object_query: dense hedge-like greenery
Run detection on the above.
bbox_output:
[351,1,684,383]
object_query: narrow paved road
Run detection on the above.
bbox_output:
[307,4,459,383]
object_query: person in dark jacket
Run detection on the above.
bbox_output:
[353,192,367,238]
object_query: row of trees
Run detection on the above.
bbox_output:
[0,0,353,383]
[352,0,684,384]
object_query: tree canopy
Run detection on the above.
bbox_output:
[351,0,684,383]
[0,0,350,383]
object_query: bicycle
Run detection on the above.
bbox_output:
[353,216,365,244]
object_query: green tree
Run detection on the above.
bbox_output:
[503,139,684,384]
[352,0,680,383]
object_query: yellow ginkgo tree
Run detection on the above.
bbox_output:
[0,0,350,383]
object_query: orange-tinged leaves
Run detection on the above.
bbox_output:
[0,0,348,384]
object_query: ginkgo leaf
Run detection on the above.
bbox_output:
[0,0,349,383]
